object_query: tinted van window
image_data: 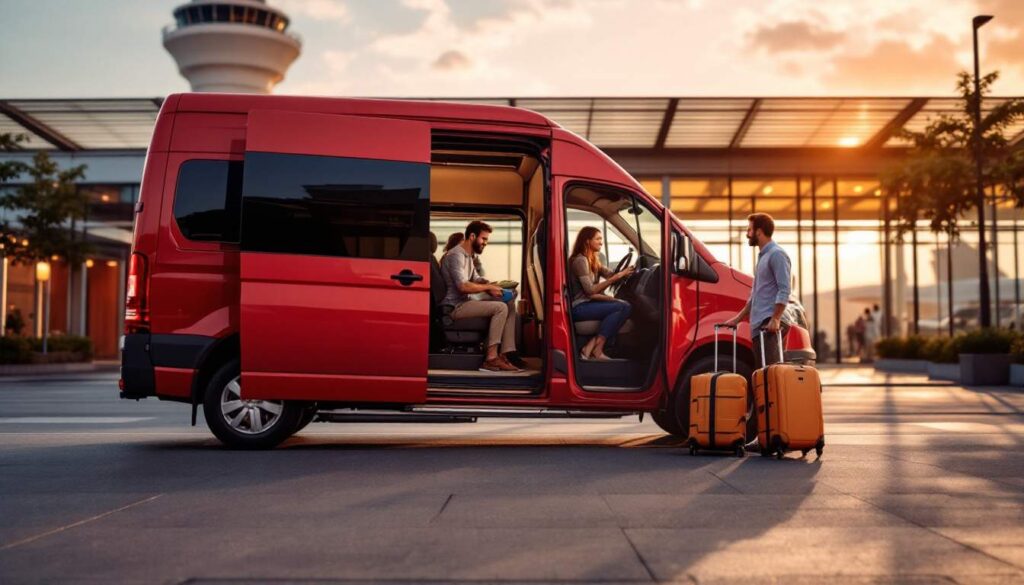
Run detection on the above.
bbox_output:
[241,152,430,261]
[173,160,243,242]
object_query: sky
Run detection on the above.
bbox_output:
[1,0,1022,98]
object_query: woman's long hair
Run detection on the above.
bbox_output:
[444,232,464,252]
[570,226,602,276]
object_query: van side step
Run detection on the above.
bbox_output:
[316,411,478,424]
[409,406,637,419]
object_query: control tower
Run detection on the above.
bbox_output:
[163,0,301,94]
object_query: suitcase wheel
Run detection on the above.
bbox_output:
[775,449,785,460]
[801,449,810,458]
[735,446,745,458]
[815,445,824,457]
[689,445,698,456]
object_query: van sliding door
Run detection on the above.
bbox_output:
[239,110,431,403]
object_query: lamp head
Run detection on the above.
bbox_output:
[973,15,994,29]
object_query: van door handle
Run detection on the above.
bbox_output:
[390,269,423,286]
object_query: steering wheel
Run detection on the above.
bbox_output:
[613,250,634,275]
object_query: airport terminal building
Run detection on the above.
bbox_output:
[0,96,1022,360]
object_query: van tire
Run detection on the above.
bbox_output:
[294,406,317,433]
[651,407,686,437]
[202,359,302,450]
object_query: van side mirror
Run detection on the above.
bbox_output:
[674,231,718,283]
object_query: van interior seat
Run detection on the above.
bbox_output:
[428,232,489,344]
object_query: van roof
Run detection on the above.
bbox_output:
[170,93,558,130]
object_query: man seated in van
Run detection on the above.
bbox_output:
[441,220,523,373]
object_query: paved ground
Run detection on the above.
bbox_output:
[0,368,1022,584]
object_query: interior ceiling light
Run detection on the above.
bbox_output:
[853,185,864,193]
[838,136,859,147]
[762,185,774,195]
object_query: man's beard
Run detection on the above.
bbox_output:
[747,235,757,247]
[472,241,485,254]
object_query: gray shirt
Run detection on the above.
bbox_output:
[569,255,614,307]
[441,245,486,306]
[749,240,792,332]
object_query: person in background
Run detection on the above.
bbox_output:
[721,213,792,368]
[862,307,877,363]
[569,226,634,361]
[853,314,866,359]
[871,303,883,337]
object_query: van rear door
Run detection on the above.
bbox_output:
[239,110,432,403]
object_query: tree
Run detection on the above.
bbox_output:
[883,71,1024,240]
[0,136,90,265]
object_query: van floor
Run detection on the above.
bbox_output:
[427,357,544,394]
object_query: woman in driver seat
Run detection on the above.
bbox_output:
[569,226,635,361]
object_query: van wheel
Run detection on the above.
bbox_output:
[202,360,302,450]
[651,408,686,437]
[294,406,317,433]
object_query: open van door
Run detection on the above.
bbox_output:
[239,110,432,403]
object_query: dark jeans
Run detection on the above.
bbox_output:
[572,300,632,341]
[752,319,791,369]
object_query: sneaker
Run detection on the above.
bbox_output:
[744,438,761,453]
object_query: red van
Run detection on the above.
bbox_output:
[119,94,815,449]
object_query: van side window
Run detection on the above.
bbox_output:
[173,160,243,242]
[240,152,429,261]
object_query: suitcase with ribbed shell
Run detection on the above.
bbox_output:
[687,325,748,458]
[753,330,825,459]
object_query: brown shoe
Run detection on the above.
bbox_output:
[499,355,524,372]
[480,358,518,372]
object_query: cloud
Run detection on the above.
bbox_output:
[432,50,472,71]
[824,35,962,92]
[749,20,846,53]
[274,0,350,23]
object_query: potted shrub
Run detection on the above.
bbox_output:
[957,328,1017,386]
[1011,337,1024,387]
[924,335,961,382]
[875,335,928,373]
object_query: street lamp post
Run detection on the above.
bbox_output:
[36,261,51,354]
[973,14,994,328]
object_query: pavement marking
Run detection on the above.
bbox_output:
[0,417,155,424]
[0,494,163,552]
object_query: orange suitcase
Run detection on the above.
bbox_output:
[753,330,825,459]
[688,325,748,458]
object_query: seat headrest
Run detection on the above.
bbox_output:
[429,231,438,254]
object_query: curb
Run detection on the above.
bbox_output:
[0,362,119,377]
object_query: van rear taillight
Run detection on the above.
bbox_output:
[124,252,149,332]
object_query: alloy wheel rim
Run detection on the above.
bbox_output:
[220,376,283,435]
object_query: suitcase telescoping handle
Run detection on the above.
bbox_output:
[713,324,738,373]
[758,328,785,367]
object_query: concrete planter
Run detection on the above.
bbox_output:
[959,354,1011,386]
[1010,364,1024,387]
[875,358,929,374]
[927,362,961,383]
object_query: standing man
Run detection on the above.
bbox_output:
[441,220,522,372]
[722,213,792,368]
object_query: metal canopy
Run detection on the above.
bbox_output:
[0,96,1021,151]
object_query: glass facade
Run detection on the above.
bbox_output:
[645,174,1024,363]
